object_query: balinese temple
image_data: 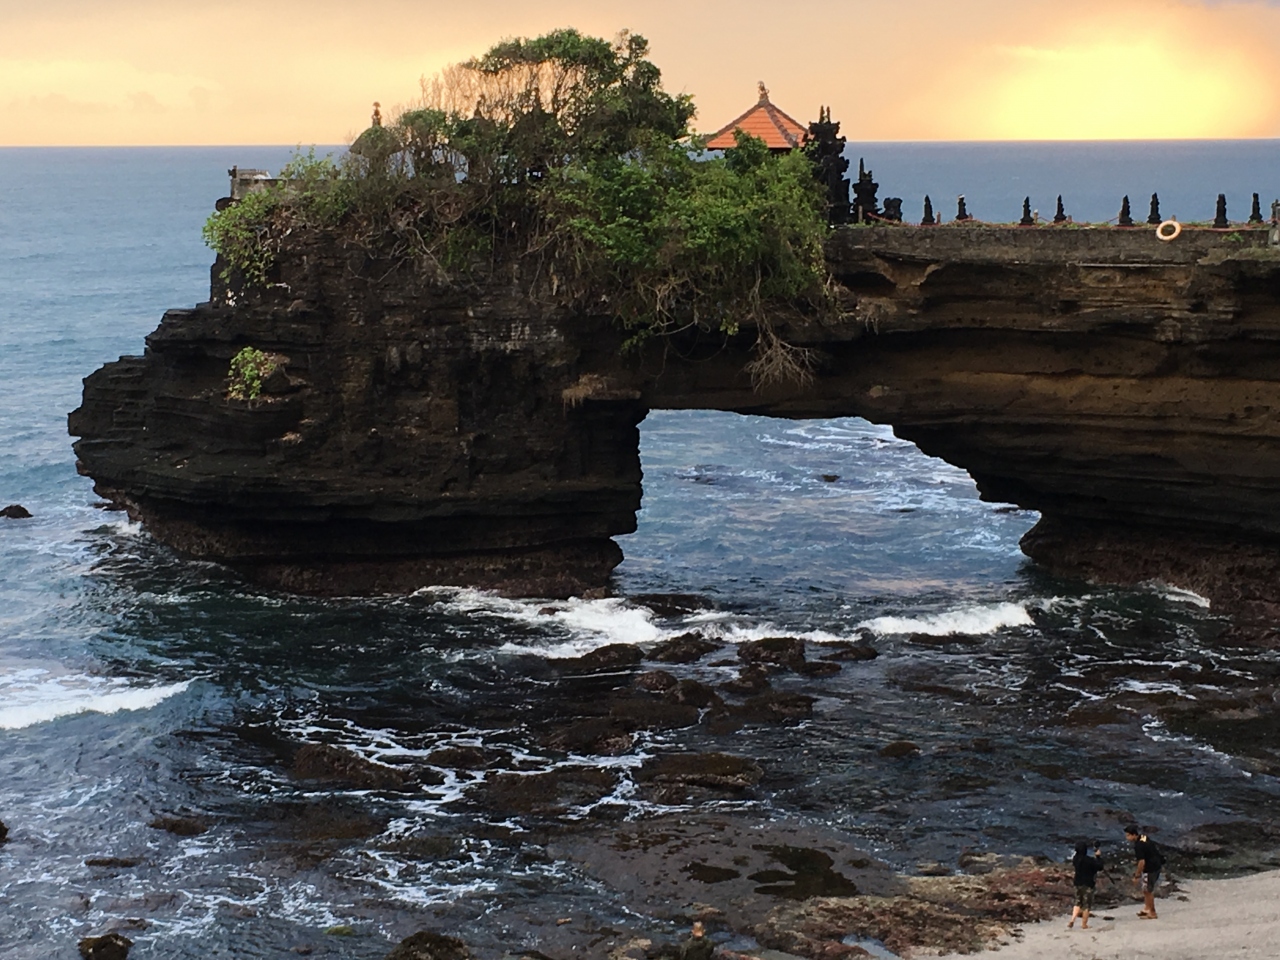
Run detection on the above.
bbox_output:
[704,82,808,153]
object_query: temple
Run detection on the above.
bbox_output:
[704,82,808,152]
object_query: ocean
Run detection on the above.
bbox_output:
[2,143,1280,959]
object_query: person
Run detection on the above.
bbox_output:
[678,920,715,960]
[1125,824,1164,919]
[1067,841,1104,929]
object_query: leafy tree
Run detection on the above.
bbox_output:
[203,29,829,385]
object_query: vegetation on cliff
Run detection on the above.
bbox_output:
[202,29,829,384]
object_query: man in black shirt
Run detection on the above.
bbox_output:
[1125,824,1164,919]
[1068,841,1105,929]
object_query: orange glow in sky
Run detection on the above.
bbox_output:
[2,0,1278,145]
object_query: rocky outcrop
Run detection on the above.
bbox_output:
[70,219,1280,626]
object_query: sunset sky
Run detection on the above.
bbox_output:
[3,0,1279,145]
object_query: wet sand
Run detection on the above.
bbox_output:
[936,869,1280,959]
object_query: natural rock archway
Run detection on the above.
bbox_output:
[70,225,1280,633]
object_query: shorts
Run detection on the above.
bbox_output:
[1074,885,1095,910]
[1142,869,1161,894]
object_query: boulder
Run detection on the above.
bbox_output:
[0,504,32,519]
[879,741,921,759]
[385,930,471,960]
[720,665,772,696]
[554,643,644,672]
[648,633,722,663]
[739,637,807,668]
[820,643,879,662]
[664,679,725,711]
[634,669,678,693]
[78,933,132,960]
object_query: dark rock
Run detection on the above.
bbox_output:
[0,504,31,519]
[425,746,497,770]
[648,632,721,663]
[85,857,142,868]
[820,643,878,662]
[609,697,700,730]
[292,743,410,790]
[795,660,842,678]
[637,753,763,792]
[634,669,679,693]
[474,767,616,815]
[542,717,635,754]
[720,664,772,696]
[78,933,133,960]
[553,643,644,672]
[879,741,921,759]
[628,594,710,617]
[385,930,471,960]
[738,692,816,723]
[820,474,839,482]
[739,637,807,668]
[148,816,208,836]
[0,818,7,843]
[664,679,725,711]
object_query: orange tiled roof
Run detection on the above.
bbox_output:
[704,82,808,150]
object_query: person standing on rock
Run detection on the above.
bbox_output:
[678,920,715,960]
[1067,841,1104,929]
[1126,824,1164,919]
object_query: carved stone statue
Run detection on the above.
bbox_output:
[1118,196,1134,227]
[805,107,851,225]
[372,101,383,127]
[1214,194,1228,229]
[852,158,880,224]
[1148,193,1162,225]
[922,195,935,225]
[1250,193,1264,225]
[1053,196,1067,224]
[956,195,971,222]
[1020,197,1034,226]
[882,198,903,222]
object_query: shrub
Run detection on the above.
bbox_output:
[226,347,283,401]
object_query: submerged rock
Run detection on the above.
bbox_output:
[737,692,816,723]
[385,930,471,960]
[78,933,132,960]
[0,818,7,843]
[147,815,208,836]
[291,743,410,790]
[0,504,32,519]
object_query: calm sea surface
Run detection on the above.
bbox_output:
[2,143,1280,958]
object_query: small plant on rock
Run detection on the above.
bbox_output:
[227,347,282,401]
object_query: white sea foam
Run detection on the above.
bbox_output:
[859,601,1033,637]
[0,669,191,730]
[1148,582,1212,609]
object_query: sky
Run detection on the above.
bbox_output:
[2,0,1279,145]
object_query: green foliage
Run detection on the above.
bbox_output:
[226,347,281,401]
[201,29,829,384]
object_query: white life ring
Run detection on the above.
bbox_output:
[1156,219,1182,242]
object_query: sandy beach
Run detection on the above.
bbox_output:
[936,869,1280,960]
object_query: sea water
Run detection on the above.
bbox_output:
[2,143,1280,958]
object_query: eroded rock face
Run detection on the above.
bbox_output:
[70,221,1280,626]
[70,237,643,599]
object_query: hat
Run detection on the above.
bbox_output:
[1124,823,1140,835]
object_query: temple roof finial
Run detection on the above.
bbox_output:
[757,81,770,104]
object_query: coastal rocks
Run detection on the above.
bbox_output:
[78,933,133,960]
[0,818,7,843]
[635,753,763,803]
[553,644,645,673]
[291,743,410,790]
[0,504,31,519]
[752,861,1073,958]
[475,767,617,815]
[739,637,807,669]
[648,633,722,663]
[384,931,471,960]
[147,815,207,836]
